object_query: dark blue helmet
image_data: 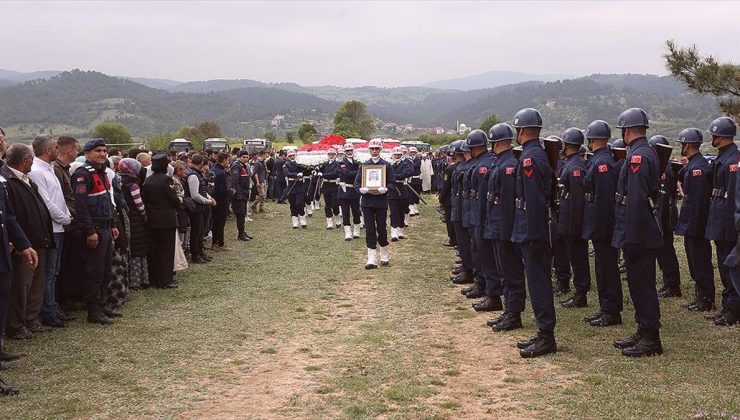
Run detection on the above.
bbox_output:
[648,135,669,147]
[488,123,515,143]
[579,145,589,156]
[585,120,612,140]
[611,138,626,150]
[512,108,543,128]
[466,129,489,147]
[545,135,563,143]
[707,116,737,138]
[616,108,650,129]
[450,140,465,154]
[562,127,585,146]
[460,141,470,152]
[677,128,703,144]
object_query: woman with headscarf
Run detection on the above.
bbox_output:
[119,158,150,289]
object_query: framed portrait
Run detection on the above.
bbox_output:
[361,164,386,194]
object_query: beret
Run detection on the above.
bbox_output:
[83,138,106,152]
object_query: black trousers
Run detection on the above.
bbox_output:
[495,239,526,314]
[323,190,340,218]
[363,206,388,249]
[288,192,305,217]
[232,198,248,235]
[443,206,456,246]
[409,183,421,205]
[453,221,473,274]
[468,227,483,287]
[58,231,83,304]
[683,236,714,303]
[149,227,176,287]
[212,203,228,247]
[339,198,361,226]
[623,248,661,330]
[474,227,502,297]
[715,241,740,311]
[0,272,11,338]
[518,240,556,332]
[553,235,571,282]
[189,211,205,258]
[592,239,623,315]
[563,235,591,294]
[657,229,681,289]
[388,199,405,228]
[80,228,113,312]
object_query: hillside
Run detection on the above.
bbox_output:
[422,70,575,91]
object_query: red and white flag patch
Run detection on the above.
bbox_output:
[598,164,608,173]
[630,155,642,164]
[505,166,515,175]
[479,167,488,174]
[693,169,702,177]
[572,170,581,177]
[523,158,532,167]
[731,164,738,173]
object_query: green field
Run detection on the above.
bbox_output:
[0,201,738,419]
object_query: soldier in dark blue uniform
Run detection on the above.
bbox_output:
[408,147,422,216]
[675,128,715,311]
[450,143,474,285]
[71,139,120,325]
[460,144,485,299]
[439,145,458,248]
[705,117,740,326]
[510,108,557,358]
[354,139,395,268]
[484,124,525,331]
[582,120,623,327]
[337,144,362,240]
[550,137,572,297]
[319,148,341,230]
[647,135,682,298]
[611,108,664,357]
[720,119,740,326]
[389,147,412,241]
[557,128,592,309]
[230,150,253,241]
[274,151,286,203]
[282,149,307,229]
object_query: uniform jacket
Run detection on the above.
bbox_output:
[0,171,32,273]
[230,161,252,200]
[484,149,517,241]
[409,157,422,186]
[282,160,306,195]
[1,165,54,249]
[337,158,360,200]
[71,161,116,237]
[438,161,456,207]
[461,158,477,228]
[705,143,740,242]
[389,159,412,200]
[675,152,711,237]
[450,160,468,223]
[611,137,663,249]
[470,151,494,227]
[511,139,552,243]
[582,147,618,241]
[353,158,395,209]
[320,159,340,193]
[557,153,587,236]
[657,163,679,231]
[142,172,180,230]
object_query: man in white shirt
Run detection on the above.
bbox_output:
[28,135,73,327]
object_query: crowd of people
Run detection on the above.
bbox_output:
[0,129,274,395]
[435,107,740,359]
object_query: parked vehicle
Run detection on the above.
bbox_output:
[168,138,193,152]
[204,137,229,152]
[243,138,273,154]
[401,140,431,152]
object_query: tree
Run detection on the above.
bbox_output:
[286,131,295,144]
[333,100,375,139]
[479,113,500,134]
[665,40,740,119]
[298,122,318,144]
[92,122,132,145]
[196,121,222,139]
[177,125,206,149]
[146,133,176,151]
[263,131,277,142]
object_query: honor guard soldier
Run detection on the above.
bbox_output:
[230,150,253,241]
[557,128,592,309]
[408,147,422,216]
[582,120,623,327]
[71,138,120,325]
[450,142,475,285]
[318,148,342,229]
[648,135,682,298]
[460,142,485,299]
[389,147,412,241]
[550,136,572,297]
[675,128,715,312]
[705,116,740,326]
[282,149,307,229]
[354,139,395,268]
[438,144,458,248]
[611,108,664,357]
[337,144,362,240]
[510,108,557,358]
[401,145,413,225]
[484,123,525,331]
[719,118,740,325]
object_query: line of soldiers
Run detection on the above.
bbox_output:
[438,106,740,358]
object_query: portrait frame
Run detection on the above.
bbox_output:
[361,164,386,194]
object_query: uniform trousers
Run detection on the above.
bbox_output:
[517,239,556,332]
[592,239,623,315]
[623,248,661,331]
[474,227,502,297]
[409,183,421,205]
[339,198,361,226]
[495,239,526,314]
[684,236,714,303]
[443,206,456,246]
[288,192,306,217]
[212,202,228,247]
[323,190,340,218]
[80,228,113,312]
[657,229,681,290]
[388,199,406,228]
[453,221,473,275]
[563,235,591,295]
[468,226,483,286]
[715,241,740,311]
[362,206,388,249]
[7,249,48,332]
[149,228,176,288]
[553,235,571,282]
[232,198,248,235]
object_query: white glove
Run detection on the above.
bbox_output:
[317,172,323,177]
[359,187,369,194]
[297,172,303,177]
[377,187,388,194]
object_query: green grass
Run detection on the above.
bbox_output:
[0,199,738,418]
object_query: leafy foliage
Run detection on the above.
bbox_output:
[333,100,375,139]
[285,131,295,143]
[146,132,176,151]
[479,113,500,134]
[92,122,132,145]
[298,122,318,144]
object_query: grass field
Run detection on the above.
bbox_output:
[0,200,738,419]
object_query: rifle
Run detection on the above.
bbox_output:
[279,178,299,202]
[542,138,562,251]
[405,184,428,205]
[651,143,674,236]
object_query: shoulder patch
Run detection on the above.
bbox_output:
[505,166,515,175]
[630,155,642,164]
[693,169,702,177]
[522,158,532,167]
[76,176,85,182]
[479,166,488,174]
[598,164,608,173]
[731,164,738,173]
[572,169,581,177]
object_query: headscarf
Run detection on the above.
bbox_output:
[118,158,141,178]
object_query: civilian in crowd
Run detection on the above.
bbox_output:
[186,154,215,264]
[211,152,231,251]
[136,152,152,180]
[52,136,80,309]
[172,161,190,255]
[230,151,253,241]
[251,152,267,214]
[1,144,54,338]
[0,127,6,159]
[119,158,150,289]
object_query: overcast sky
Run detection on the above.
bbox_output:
[1,1,738,87]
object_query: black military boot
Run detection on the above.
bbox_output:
[487,311,509,327]
[450,265,463,276]
[491,312,522,332]
[519,330,557,358]
[102,307,123,318]
[613,330,642,349]
[561,293,587,308]
[451,272,474,285]
[622,329,663,357]
[87,310,114,325]
[460,285,476,295]
[464,284,485,299]
[472,296,503,312]
[714,310,740,326]
[516,333,539,349]
[553,279,570,296]
[583,311,603,323]
[704,308,728,320]
[589,312,622,327]
[688,300,716,312]
[0,339,20,362]
[658,287,682,298]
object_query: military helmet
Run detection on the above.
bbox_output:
[579,144,589,156]
[677,128,703,144]
[616,108,650,129]
[488,123,515,143]
[461,141,471,152]
[368,139,383,149]
[450,140,465,154]
[409,146,419,153]
[611,138,626,150]
[562,127,585,146]
[648,135,669,147]
[392,146,403,155]
[286,149,296,157]
[466,129,489,147]
[586,120,612,140]
[343,143,354,151]
[707,116,737,138]
[512,108,543,128]
[327,147,337,155]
